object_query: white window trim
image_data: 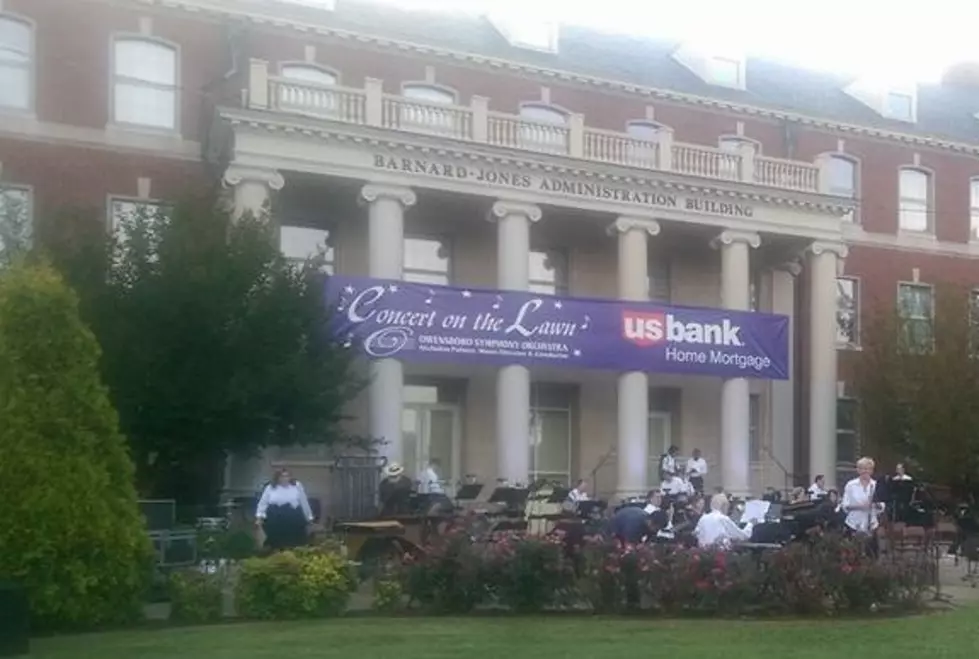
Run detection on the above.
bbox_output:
[625,119,667,138]
[518,101,570,125]
[0,182,34,253]
[400,81,458,105]
[883,90,916,123]
[529,404,572,485]
[672,47,747,91]
[820,152,860,223]
[897,166,934,234]
[0,12,36,115]
[108,34,181,135]
[278,61,341,86]
[106,194,167,233]
[835,397,860,467]
[896,280,935,349]
[836,275,861,349]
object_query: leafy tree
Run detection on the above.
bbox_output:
[0,260,151,630]
[39,196,364,505]
[853,285,979,497]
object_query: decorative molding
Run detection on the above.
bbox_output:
[775,259,803,277]
[128,0,979,157]
[222,164,285,190]
[808,240,849,259]
[606,216,661,237]
[711,229,761,250]
[488,200,542,223]
[359,182,416,207]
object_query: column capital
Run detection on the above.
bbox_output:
[606,216,661,238]
[775,259,803,277]
[359,183,416,208]
[488,200,542,223]
[806,240,849,259]
[711,229,760,250]
[222,165,285,191]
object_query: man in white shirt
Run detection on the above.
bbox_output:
[842,457,885,537]
[659,445,679,483]
[686,448,708,494]
[694,494,752,548]
[567,479,589,503]
[808,474,827,500]
[894,463,913,481]
[420,458,444,494]
[661,474,694,497]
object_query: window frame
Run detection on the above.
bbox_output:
[278,61,341,87]
[897,167,933,233]
[109,34,181,133]
[279,224,336,274]
[896,281,935,350]
[835,396,860,473]
[0,12,35,114]
[403,234,452,286]
[884,91,915,122]
[836,276,861,348]
[823,153,860,223]
[0,182,34,256]
[106,194,169,234]
[400,82,458,105]
[528,248,569,296]
[706,55,745,89]
[518,102,570,126]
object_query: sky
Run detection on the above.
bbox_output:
[363,0,979,85]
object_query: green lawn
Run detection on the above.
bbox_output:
[31,608,979,659]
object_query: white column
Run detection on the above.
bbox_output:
[712,229,760,497]
[488,200,542,486]
[770,261,801,490]
[607,216,660,499]
[222,165,285,221]
[359,184,417,465]
[807,241,848,490]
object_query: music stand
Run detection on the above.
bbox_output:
[456,484,483,501]
[578,500,607,519]
[546,487,571,503]
[488,487,530,508]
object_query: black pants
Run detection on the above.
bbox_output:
[844,525,879,559]
[265,505,309,551]
[689,476,704,494]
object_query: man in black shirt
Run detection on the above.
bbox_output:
[378,463,414,515]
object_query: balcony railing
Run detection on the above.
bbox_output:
[247,60,829,195]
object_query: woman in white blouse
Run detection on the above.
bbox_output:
[841,457,885,546]
[255,469,315,551]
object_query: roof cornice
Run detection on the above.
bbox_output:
[130,0,979,157]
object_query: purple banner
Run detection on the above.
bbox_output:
[326,276,789,380]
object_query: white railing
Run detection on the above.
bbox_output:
[754,156,820,192]
[248,60,828,194]
[671,144,742,181]
[583,128,659,169]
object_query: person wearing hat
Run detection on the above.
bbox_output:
[379,462,414,515]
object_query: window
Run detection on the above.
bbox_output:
[898,283,934,350]
[490,16,559,53]
[0,16,32,110]
[404,236,450,285]
[280,64,337,86]
[0,185,31,259]
[836,398,859,468]
[884,92,914,122]
[971,178,979,240]
[828,156,857,222]
[529,249,568,295]
[718,137,744,179]
[110,198,167,240]
[749,271,762,312]
[898,168,930,232]
[836,277,859,346]
[748,394,761,462]
[519,104,568,153]
[113,38,177,130]
[400,84,459,137]
[707,56,744,88]
[403,84,454,105]
[647,258,670,303]
[280,226,334,274]
[528,384,572,486]
[625,121,660,168]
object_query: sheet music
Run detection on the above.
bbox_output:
[742,499,771,524]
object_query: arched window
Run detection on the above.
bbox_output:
[717,137,748,179]
[898,168,931,232]
[625,121,662,169]
[827,156,858,222]
[399,84,459,137]
[518,103,569,154]
[0,15,32,111]
[278,64,339,117]
[113,38,178,130]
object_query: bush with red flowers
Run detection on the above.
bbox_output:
[399,531,928,616]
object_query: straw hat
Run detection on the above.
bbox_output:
[383,462,405,477]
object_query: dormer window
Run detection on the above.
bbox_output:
[672,46,746,91]
[707,56,743,88]
[885,92,914,122]
[488,15,559,53]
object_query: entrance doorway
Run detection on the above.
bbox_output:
[401,404,462,495]
[647,411,673,486]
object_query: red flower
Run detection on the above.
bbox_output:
[841,564,853,574]
[695,580,710,590]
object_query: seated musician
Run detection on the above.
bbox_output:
[807,475,827,501]
[694,494,752,549]
[894,463,913,481]
[378,463,414,516]
[662,474,694,497]
[567,479,590,503]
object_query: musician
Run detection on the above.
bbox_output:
[808,475,827,500]
[894,463,913,481]
[419,457,444,494]
[608,504,656,545]
[662,474,694,497]
[378,463,414,515]
[694,494,752,549]
[841,457,885,545]
[659,445,679,482]
[567,479,589,503]
[686,449,708,494]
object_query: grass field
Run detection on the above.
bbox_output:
[30,607,979,659]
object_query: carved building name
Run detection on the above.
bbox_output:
[373,154,754,218]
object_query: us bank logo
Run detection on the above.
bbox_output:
[622,311,744,347]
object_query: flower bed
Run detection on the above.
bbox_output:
[397,530,929,616]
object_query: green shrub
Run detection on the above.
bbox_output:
[168,569,225,624]
[235,547,353,620]
[0,261,152,630]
